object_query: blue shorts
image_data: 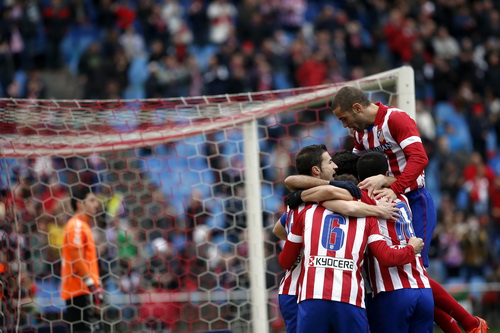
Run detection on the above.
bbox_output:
[297,299,369,333]
[405,187,436,267]
[367,288,434,333]
[279,294,298,333]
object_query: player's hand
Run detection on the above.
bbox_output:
[329,180,361,199]
[85,278,104,308]
[376,198,400,220]
[373,187,397,202]
[358,175,386,197]
[286,190,304,209]
[408,237,424,254]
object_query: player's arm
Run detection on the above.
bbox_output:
[366,217,424,266]
[358,175,397,197]
[284,175,329,192]
[368,236,423,266]
[301,185,353,202]
[273,212,287,241]
[321,198,399,220]
[68,247,91,277]
[66,228,91,278]
[278,210,304,270]
[278,236,302,270]
[387,112,429,195]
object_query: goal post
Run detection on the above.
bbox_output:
[0,66,415,333]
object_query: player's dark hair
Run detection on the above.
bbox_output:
[332,86,371,114]
[70,185,92,212]
[357,152,389,181]
[334,173,359,185]
[295,144,328,176]
[332,150,359,178]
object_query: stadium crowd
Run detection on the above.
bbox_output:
[1,0,500,330]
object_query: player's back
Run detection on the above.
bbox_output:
[297,203,378,308]
[365,194,430,294]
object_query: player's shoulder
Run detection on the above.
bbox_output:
[385,107,414,125]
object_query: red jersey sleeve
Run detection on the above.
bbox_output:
[365,217,415,266]
[278,207,305,269]
[387,111,429,195]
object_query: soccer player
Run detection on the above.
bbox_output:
[274,146,399,333]
[331,86,488,332]
[278,144,424,333]
[61,186,102,333]
[358,152,433,332]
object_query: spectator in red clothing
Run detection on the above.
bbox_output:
[295,49,327,87]
[462,152,495,216]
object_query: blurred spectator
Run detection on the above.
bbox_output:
[461,216,489,282]
[42,0,71,70]
[439,211,465,281]
[207,0,237,45]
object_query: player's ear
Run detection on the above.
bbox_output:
[312,165,320,176]
[352,103,362,113]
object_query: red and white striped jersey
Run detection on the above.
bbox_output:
[365,195,431,295]
[352,102,428,195]
[278,208,303,296]
[278,203,416,308]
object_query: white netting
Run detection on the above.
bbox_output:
[0,66,413,333]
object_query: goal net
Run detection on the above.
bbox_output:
[0,66,414,333]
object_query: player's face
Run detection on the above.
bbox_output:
[333,106,365,133]
[82,193,100,217]
[319,151,337,180]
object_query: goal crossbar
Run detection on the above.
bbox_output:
[0,67,410,157]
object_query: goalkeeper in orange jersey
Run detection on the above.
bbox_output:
[61,185,103,333]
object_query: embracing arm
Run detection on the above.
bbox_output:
[321,199,399,220]
[278,237,302,270]
[273,220,287,240]
[301,185,353,202]
[284,175,329,192]
[368,236,423,266]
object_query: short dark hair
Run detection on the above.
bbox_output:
[334,173,359,185]
[332,150,359,178]
[70,185,92,212]
[295,144,328,176]
[332,86,371,114]
[357,152,388,181]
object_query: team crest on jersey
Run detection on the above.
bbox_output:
[377,128,384,142]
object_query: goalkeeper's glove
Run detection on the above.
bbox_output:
[286,190,304,209]
[329,180,362,199]
[85,278,103,308]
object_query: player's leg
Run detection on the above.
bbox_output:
[406,187,436,268]
[367,289,415,333]
[65,294,92,333]
[297,299,369,333]
[296,299,331,333]
[434,307,462,333]
[430,278,487,332]
[330,301,369,333]
[409,288,434,333]
[279,294,299,333]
